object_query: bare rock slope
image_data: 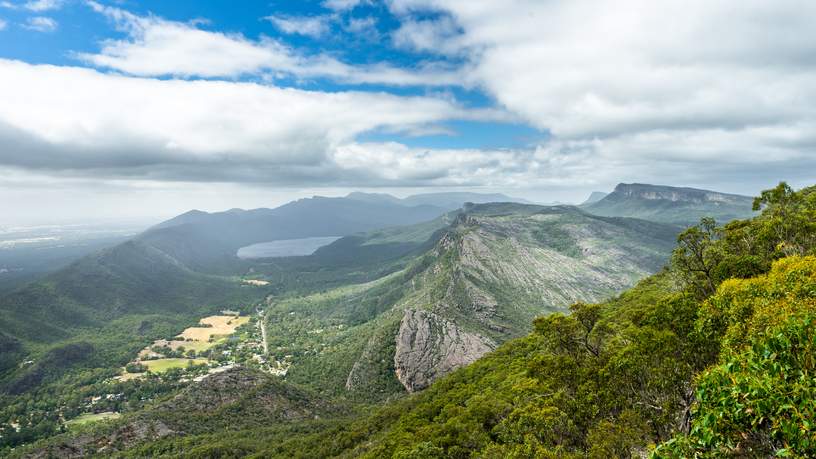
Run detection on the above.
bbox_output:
[394,309,495,392]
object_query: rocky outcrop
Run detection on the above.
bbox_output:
[394,309,495,392]
[157,366,321,423]
[24,418,175,459]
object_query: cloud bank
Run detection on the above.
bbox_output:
[0,59,507,186]
[382,0,816,190]
[1,0,814,207]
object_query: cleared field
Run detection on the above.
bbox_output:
[143,358,208,373]
[178,315,250,341]
[171,339,221,353]
[66,412,120,427]
[118,371,144,382]
[138,337,224,359]
[121,314,248,381]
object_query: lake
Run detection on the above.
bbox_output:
[236,236,342,259]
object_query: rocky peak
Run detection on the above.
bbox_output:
[612,183,751,204]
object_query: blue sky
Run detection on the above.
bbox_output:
[0,0,814,223]
[0,0,536,150]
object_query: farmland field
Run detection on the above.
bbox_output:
[178,315,250,341]
[118,314,250,381]
[170,339,220,353]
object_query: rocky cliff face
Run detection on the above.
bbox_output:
[394,309,495,392]
[613,183,750,204]
[584,183,755,225]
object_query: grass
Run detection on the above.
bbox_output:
[178,315,250,341]
[143,358,208,373]
[65,412,121,427]
[169,339,223,353]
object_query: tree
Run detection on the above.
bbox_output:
[752,182,816,257]
[125,362,147,374]
[671,217,723,298]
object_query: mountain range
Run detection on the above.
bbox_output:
[273,203,678,398]
[0,183,766,456]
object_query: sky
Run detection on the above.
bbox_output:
[0,0,814,224]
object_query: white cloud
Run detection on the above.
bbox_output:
[391,16,464,55]
[3,0,815,204]
[23,15,56,31]
[264,15,330,38]
[23,0,62,11]
[344,16,377,35]
[389,1,816,138]
[0,59,505,186]
[0,0,62,11]
[322,0,365,12]
[333,142,543,186]
[0,18,6,30]
[80,2,462,86]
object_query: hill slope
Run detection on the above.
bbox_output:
[265,203,678,397]
[584,183,754,225]
[0,195,453,351]
[23,367,337,458]
[0,195,462,401]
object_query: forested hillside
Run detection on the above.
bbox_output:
[12,182,813,458]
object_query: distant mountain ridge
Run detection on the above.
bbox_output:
[584,183,755,225]
[581,191,608,205]
[345,191,531,209]
[139,196,449,273]
[155,191,530,234]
